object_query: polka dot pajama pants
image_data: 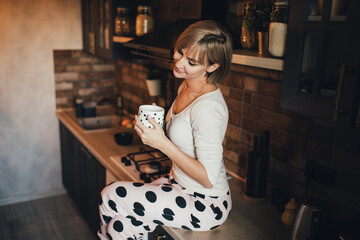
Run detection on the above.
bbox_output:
[97,175,232,240]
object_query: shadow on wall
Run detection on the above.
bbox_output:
[0,109,61,205]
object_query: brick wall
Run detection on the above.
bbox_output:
[115,57,360,221]
[54,50,116,109]
[52,49,359,221]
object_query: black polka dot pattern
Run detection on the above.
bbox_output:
[181,225,191,230]
[108,200,118,213]
[113,220,124,232]
[190,214,201,228]
[161,186,172,192]
[106,233,113,240]
[98,179,232,237]
[116,186,127,198]
[162,208,175,221]
[210,225,220,230]
[126,215,143,226]
[193,192,205,199]
[133,202,145,216]
[195,200,206,212]
[223,200,228,209]
[210,204,223,220]
[153,219,164,225]
[170,178,178,184]
[133,182,144,187]
[176,196,186,208]
[103,215,112,224]
[145,191,157,203]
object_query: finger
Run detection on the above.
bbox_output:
[147,115,160,129]
[135,116,147,131]
[134,125,142,137]
[152,102,157,106]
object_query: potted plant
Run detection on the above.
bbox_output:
[240,1,271,53]
[145,67,162,96]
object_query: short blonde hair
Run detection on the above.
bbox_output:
[174,20,233,84]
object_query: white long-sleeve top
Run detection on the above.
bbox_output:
[166,87,229,196]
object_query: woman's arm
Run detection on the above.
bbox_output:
[134,115,213,188]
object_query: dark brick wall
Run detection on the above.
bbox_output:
[52,49,359,222]
[54,50,116,109]
[115,57,360,221]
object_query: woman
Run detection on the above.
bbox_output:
[98,20,233,240]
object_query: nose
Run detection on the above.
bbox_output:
[175,55,186,68]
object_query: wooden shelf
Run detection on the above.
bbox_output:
[232,49,284,71]
[113,36,134,43]
[113,38,284,71]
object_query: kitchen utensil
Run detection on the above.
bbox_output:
[75,98,84,118]
[138,105,165,128]
[83,101,97,118]
[281,198,299,227]
[245,131,270,198]
[291,200,324,240]
[114,132,133,145]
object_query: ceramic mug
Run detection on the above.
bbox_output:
[138,105,165,128]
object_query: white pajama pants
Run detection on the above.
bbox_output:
[97,175,232,240]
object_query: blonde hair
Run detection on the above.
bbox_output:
[174,20,233,84]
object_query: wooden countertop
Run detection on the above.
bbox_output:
[56,108,290,240]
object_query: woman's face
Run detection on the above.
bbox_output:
[173,46,209,80]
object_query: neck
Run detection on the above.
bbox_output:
[184,77,216,96]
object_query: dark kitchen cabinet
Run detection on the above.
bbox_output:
[81,0,130,59]
[280,0,360,154]
[281,0,360,124]
[59,122,106,235]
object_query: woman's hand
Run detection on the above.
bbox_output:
[134,115,167,150]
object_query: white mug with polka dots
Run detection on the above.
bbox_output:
[138,105,165,128]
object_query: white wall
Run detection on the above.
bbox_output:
[0,0,82,205]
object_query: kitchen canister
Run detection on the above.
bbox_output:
[135,5,154,36]
[115,7,134,37]
[268,0,289,58]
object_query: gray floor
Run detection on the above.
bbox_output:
[0,194,97,240]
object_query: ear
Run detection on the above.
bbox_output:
[206,63,220,73]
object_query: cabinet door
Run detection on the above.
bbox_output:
[82,0,96,54]
[80,145,106,235]
[281,0,360,122]
[59,123,75,199]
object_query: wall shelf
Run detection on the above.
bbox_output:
[232,49,284,71]
[113,37,284,71]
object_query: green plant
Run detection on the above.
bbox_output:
[255,2,272,32]
[242,1,272,32]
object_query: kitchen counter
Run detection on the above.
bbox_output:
[56,108,290,240]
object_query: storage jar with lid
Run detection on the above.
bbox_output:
[268,1,289,58]
[240,3,257,49]
[115,7,134,36]
[135,5,154,36]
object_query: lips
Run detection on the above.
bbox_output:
[174,66,183,74]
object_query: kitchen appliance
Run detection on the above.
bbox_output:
[112,148,171,183]
[291,200,324,240]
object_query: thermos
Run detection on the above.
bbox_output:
[291,201,324,240]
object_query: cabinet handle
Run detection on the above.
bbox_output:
[80,146,92,159]
[333,63,345,122]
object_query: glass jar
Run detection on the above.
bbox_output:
[135,5,154,36]
[115,7,134,36]
[268,1,289,58]
[240,3,257,49]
